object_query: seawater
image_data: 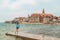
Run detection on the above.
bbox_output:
[0,23,60,40]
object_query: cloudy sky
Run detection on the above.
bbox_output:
[0,0,60,22]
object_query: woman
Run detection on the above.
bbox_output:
[15,21,20,35]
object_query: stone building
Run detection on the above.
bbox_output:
[28,9,53,23]
[28,13,40,23]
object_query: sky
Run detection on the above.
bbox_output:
[0,0,60,22]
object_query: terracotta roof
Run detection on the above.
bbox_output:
[31,13,40,17]
[40,13,53,18]
[31,13,53,18]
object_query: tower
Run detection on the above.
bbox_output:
[42,9,45,14]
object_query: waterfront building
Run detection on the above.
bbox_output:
[28,13,40,23]
[57,17,60,23]
[12,17,23,23]
[53,16,58,23]
[28,9,53,23]
[12,17,29,23]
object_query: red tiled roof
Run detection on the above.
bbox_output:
[31,13,53,18]
[31,13,40,17]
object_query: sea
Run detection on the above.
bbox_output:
[0,23,60,40]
